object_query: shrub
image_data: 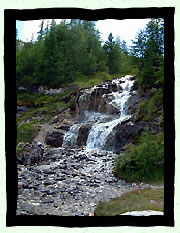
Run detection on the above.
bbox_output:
[34,95,54,106]
[17,122,39,145]
[17,92,36,106]
[115,131,164,182]
[137,88,163,121]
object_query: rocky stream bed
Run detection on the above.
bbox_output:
[17,145,163,216]
[16,75,163,216]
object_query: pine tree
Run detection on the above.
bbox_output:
[37,20,45,41]
[103,33,122,74]
[131,19,164,88]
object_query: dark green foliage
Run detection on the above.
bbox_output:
[137,88,163,121]
[17,89,73,112]
[16,19,164,90]
[131,19,164,89]
[115,131,164,182]
[16,20,109,88]
[103,33,135,74]
[103,33,125,74]
[16,20,137,88]
[17,122,39,145]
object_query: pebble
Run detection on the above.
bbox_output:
[17,146,164,216]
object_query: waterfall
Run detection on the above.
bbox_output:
[86,75,134,150]
[86,117,127,150]
[62,124,82,147]
[62,75,135,150]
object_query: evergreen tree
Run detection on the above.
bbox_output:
[103,33,122,74]
[120,40,128,55]
[37,20,45,41]
[16,19,122,88]
[131,19,164,88]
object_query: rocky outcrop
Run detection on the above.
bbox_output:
[66,76,138,151]
[104,117,162,153]
[38,86,66,95]
[62,123,92,148]
[112,119,145,153]
[77,86,111,113]
[76,124,92,146]
[17,140,44,164]
[70,78,130,116]
[63,75,163,153]
[45,131,65,147]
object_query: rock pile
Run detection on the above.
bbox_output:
[17,146,162,216]
[16,75,164,216]
[17,140,44,164]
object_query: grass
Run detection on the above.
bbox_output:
[68,72,113,89]
[94,188,164,216]
[17,122,39,145]
[17,87,74,126]
[17,91,70,150]
[137,88,163,122]
[68,72,136,89]
[114,131,164,183]
[17,101,69,126]
[17,88,76,107]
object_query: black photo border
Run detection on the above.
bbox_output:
[4,7,175,227]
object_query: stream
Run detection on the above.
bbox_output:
[62,75,135,151]
[16,75,163,216]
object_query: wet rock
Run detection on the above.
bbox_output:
[59,164,67,169]
[76,124,92,146]
[56,125,70,131]
[18,147,139,216]
[45,131,65,147]
[112,83,117,92]
[105,119,144,153]
[17,141,44,164]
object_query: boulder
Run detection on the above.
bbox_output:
[126,91,141,116]
[45,131,65,147]
[103,119,145,153]
[56,125,70,131]
[17,141,44,164]
[112,83,117,92]
[76,124,92,147]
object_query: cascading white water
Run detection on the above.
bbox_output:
[62,123,82,147]
[62,75,134,150]
[86,75,134,150]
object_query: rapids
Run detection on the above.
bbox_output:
[62,75,135,151]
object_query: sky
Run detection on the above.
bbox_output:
[16,19,151,47]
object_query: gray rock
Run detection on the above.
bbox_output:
[17,142,44,165]
[45,131,65,147]
[76,124,92,146]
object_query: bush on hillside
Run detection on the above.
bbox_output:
[114,131,164,182]
[17,122,39,145]
[137,88,163,122]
